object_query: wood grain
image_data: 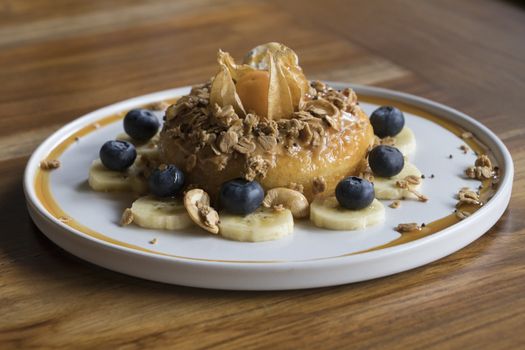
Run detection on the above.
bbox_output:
[0,0,524,349]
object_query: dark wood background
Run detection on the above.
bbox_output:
[1,0,524,348]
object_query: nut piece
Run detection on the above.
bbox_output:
[262,187,309,218]
[184,189,219,234]
[395,178,428,202]
[120,208,134,226]
[465,166,493,180]
[218,130,239,153]
[40,159,61,170]
[304,99,342,130]
[312,176,327,195]
[233,136,256,154]
[457,187,481,206]
[311,80,327,92]
[475,154,492,168]
[465,154,495,180]
[395,223,422,233]
[455,210,471,220]
[389,200,401,209]
[461,131,473,139]
[404,175,421,185]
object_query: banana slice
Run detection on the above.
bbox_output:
[131,195,192,230]
[310,197,385,230]
[374,162,422,200]
[116,132,160,159]
[88,159,134,192]
[219,208,294,242]
[88,158,148,194]
[392,127,416,156]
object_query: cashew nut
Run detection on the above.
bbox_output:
[184,189,219,234]
[262,187,309,218]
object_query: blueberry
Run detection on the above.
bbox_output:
[370,106,405,137]
[99,140,136,171]
[335,176,375,210]
[219,179,264,215]
[148,165,185,197]
[124,108,160,141]
[369,145,404,177]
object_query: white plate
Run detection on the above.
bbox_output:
[24,83,513,290]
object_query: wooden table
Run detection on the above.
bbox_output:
[1,1,524,348]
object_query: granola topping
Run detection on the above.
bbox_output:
[455,210,471,220]
[461,131,473,139]
[120,208,134,226]
[457,187,482,206]
[257,134,277,152]
[465,166,492,180]
[312,176,327,194]
[395,176,428,202]
[233,136,257,154]
[465,154,497,181]
[475,154,492,168]
[218,130,239,153]
[245,155,271,181]
[395,223,421,233]
[40,159,61,170]
[161,81,360,182]
[404,175,421,185]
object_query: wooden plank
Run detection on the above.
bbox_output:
[0,0,523,348]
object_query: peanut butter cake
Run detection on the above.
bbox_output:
[159,43,374,201]
[85,42,495,243]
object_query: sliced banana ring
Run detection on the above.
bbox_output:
[373,162,423,200]
[219,207,294,242]
[310,197,385,231]
[131,196,192,230]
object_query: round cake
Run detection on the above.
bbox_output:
[159,43,374,201]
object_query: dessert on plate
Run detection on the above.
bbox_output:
[88,42,426,242]
[160,42,374,201]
